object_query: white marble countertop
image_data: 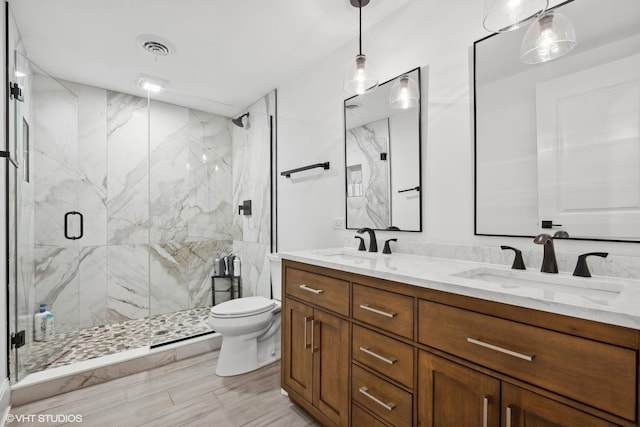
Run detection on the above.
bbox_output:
[279,247,640,330]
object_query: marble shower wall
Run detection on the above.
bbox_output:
[14,78,235,333]
[148,101,234,315]
[346,118,391,229]
[232,91,275,298]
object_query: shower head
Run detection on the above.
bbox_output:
[232,113,250,128]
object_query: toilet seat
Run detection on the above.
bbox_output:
[210,296,275,318]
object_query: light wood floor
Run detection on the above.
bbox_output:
[11,351,320,426]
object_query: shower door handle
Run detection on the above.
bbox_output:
[64,211,74,240]
[76,212,84,240]
[64,211,83,240]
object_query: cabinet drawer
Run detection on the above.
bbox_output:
[353,284,413,339]
[352,402,391,427]
[418,300,637,421]
[285,267,349,316]
[352,364,413,426]
[353,325,414,389]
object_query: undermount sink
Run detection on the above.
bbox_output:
[315,249,379,262]
[453,267,624,300]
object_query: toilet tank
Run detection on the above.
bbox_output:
[267,253,282,301]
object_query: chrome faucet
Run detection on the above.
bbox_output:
[533,233,558,273]
[357,228,378,253]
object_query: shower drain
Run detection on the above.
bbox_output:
[137,34,175,57]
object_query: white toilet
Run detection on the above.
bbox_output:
[208,253,282,376]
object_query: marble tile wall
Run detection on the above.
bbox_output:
[231,91,275,298]
[14,80,239,335]
[147,100,235,316]
[346,118,391,229]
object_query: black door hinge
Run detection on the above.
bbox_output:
[11,330,25,349]
[10,82,24,102]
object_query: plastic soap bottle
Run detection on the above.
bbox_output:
[233,255,241,277]
[44,309,55,341]
[34,304,51,342]
[213,253,221,277]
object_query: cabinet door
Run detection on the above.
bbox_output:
[418,351,500,427]
[313,308,350,427]
[283,298,314,403]
[502,383,618,427]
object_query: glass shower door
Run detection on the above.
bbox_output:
[9,52,80,382]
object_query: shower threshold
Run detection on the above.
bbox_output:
[11,332,222,406]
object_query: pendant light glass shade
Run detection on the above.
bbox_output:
[344,54,378,95]
[483,0,548,32]
[520,11,577,64]
[344,0,377,95]
[389,74,419,109]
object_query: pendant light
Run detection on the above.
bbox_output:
[520,11,577,64]
[389,74,419,110]
[483,0,548,32]
[344,0,378,95]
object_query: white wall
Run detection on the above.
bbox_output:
[390,110,420,230]
[277,0,640,259]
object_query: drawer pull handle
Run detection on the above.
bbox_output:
[311,319,318,353]
[467,337,534,362]
[299,284,323,294]
[483,396,489,427]
[359,304,396,318]
[359,386,396,411]
[359,346,397,365]
[506,406,512,427]
[303,316,311,350]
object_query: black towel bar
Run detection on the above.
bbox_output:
[281,162,330,178]
[398,186,420,193]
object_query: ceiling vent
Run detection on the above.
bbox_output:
[136,34,175,57]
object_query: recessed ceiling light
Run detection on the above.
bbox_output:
[137,75,169,93]
[15,70,26,78]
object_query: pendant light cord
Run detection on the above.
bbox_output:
[358,0,362,55]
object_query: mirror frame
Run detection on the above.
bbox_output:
[343,67,423,232]
[473,0,640,244]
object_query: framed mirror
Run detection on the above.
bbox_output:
[344,67,422,231]
[475,0,640,242]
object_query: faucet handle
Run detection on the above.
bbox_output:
[355,236,366,251]
[500,245,526,270]
[573,252,608,277]
[383,238,397,254]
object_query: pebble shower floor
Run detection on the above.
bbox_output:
[16,307,213,377]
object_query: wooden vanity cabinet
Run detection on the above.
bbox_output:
[281,259,640,427]
[418,351,500,426]
[282,266,350,427]
[502,383,619,427]
[418,352,617,427]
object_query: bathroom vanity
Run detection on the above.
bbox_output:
[280,248,640,427]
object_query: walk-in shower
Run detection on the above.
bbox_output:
[7,44,277,384]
